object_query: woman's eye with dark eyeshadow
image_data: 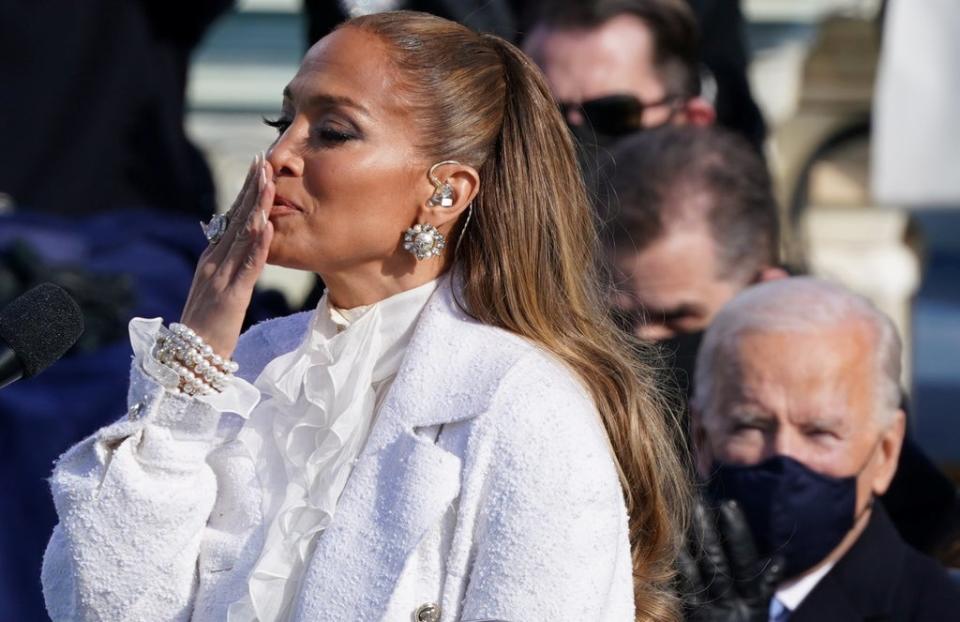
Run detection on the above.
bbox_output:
[263,116,356,147]
[316,127,354,144]
[262,116,291,136]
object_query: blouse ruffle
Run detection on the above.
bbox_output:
[229,279,439,621]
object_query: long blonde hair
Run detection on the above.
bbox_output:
[347,11,690,620]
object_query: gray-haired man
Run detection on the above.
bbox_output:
[687,277,960,621]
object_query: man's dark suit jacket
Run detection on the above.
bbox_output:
[791,505,960,622]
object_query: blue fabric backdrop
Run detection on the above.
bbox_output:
[0,208,285,620]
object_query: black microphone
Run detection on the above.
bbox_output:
[0,283,85,389]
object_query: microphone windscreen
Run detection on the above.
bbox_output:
[0,283,85,378]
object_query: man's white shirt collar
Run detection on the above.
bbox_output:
[770,560,835,619]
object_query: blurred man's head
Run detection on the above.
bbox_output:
[524,0,714,137]
[604,126,783,341]
[692,277,906,580]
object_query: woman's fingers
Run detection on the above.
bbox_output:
[209,152,267,262]
[229,153,261,216]
[236,213,274,291]
[239,159,273,241]
[198,153,255,263]
[180,153,275,358]
[236,157,269,239]
[220,162,274,282]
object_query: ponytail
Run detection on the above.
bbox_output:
[347,13,691,620]
[465,33,690,622]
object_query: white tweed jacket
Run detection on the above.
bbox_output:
[41,280,635,622]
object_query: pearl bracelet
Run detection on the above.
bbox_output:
[151,323,238,395]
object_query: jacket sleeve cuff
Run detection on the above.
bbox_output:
[120,317,261,442]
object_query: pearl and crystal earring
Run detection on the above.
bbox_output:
[403,160,459,260]
[403,223,446,260]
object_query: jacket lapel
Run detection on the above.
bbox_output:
[290,278,532,621]
[362,276,529,450]
[291,428,461,621]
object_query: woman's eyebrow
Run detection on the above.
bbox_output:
[282,86,370,117]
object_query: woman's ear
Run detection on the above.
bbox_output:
[417,161,480,231]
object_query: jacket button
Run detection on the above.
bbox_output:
[127,401,145,419]
[414,602,441,622]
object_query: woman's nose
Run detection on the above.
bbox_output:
[267,130,303,178]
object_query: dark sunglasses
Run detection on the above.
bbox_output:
[558,93,680,137]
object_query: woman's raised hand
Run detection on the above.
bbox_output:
[179,153,276,360]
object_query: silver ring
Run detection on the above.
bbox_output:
[201,213,229,245]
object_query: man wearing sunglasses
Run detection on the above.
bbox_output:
[523,0,716,141]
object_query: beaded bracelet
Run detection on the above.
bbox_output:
[151,323,238,396]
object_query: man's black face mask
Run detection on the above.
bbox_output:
[707,453,867,580]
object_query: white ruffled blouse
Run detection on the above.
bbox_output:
[135,278,439,621]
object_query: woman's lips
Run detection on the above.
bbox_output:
[271,195,301,217]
